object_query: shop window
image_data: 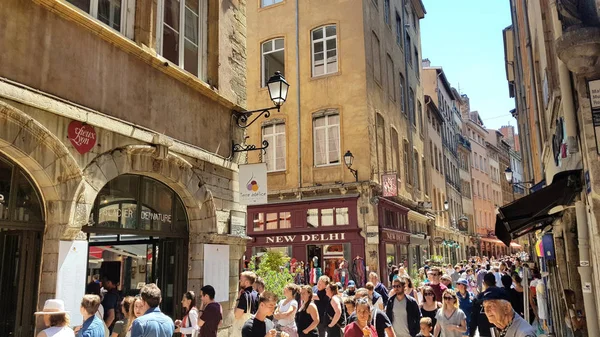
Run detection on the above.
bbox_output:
[280,212,291,229]
[254,213,264,231]
[266,213,278,230]
[308,243,351,280]
[335,207,349,225]
[386,244,396,266]
[307,209,319,227]
[321,208,334,226]
[0,156,44,228]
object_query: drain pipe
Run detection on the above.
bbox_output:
[576,200,599,334]
[295,0,302,191]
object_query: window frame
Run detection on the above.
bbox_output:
[387,54,395,101]
[156,0,208,80]
[261,38,285,87]
[383,0,391,26]
[262,122,287,172]
[311,25,339,77]
[313,113,341,167]
[399,73,406,114]
[67,0,136,38]
[261,0,283,8]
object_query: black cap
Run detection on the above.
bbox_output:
[481,287,510,302]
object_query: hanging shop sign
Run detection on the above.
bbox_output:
[262,232,347,244]
[68,121,97,154]
[382,173,398,197]
[587,79,600,155]
[432,236,444,245]
[239,163,268,205]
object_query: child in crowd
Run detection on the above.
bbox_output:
[416,317,434,337]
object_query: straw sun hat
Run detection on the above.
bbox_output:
[34,299,69,315]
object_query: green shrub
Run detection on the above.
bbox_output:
[248,250,295,299]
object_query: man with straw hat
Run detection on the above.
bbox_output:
[34,299,75,337]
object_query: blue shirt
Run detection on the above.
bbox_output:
[130,307,175,337]
[77,315,105,337]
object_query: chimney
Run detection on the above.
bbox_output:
[422,58,431,68]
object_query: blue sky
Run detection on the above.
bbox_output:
[420,0,515,130]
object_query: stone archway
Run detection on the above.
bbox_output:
[80,145,218,235]
[0,100,88,309]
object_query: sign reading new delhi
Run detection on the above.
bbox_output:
[265,233,346,244]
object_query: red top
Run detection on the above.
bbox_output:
[343,322,378,337]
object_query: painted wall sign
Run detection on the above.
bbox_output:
[587,79,600,155]
[99,207,172,223]
[239,163,268,205]
[68,121,97,154]
[381,230,410,244]
[265,232,346,244]
[382,173,398,197]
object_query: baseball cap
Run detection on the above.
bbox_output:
[347,280,356,288]
[456,278,468,286]
[481,287,510,302]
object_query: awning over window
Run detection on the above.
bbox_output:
[495,170,582,246]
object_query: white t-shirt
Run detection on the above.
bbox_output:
[41,326,75,337]
[277,299,298,327]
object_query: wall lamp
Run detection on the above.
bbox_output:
[232,71,290,153]
[504,166,535,198]
[344,150,358,182]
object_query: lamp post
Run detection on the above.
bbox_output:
[344,150,358,182]
[232,71,290,154]
[504,166,535,200]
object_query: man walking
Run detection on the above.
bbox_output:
[369,272,389,304]
[77,295,106,337]
[242,291,278,337]
[470,272,497,337]
[130,283,175,337]
[313,275,330,337]
[198,285,222,337]
[426,267,447,302]
[481,287,536,337]
[233,271,259,335]
[385,278,421,337]
[101,277,119,333]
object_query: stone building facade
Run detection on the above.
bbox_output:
[0,0,248,335]
[242,0,429,283]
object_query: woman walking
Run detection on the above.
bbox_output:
[455,279,474,335]
[275,284,300,337]
[325,283,343,337]
[175,291,199,337]
[296,286,319,337]
[403,276,419,303]
[111,296,135,337]
[433,289,467,337]
[35,299,75,337]
[420,286,442,330]
[343,298,377,337]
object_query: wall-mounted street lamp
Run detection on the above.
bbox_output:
[344,150,358,182]
[504,166,535,199]
[232,71,290,153]
[444,200,449,211]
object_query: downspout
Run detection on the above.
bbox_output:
[521,0,544,176]
[401,1,415,201]
[295,0,302,191]
[576,200,599,334]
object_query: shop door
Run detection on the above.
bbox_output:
[157,238,188,319]
[0,230,41,337]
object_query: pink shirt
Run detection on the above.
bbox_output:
[343,322,378,337]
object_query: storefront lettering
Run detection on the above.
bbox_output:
[99,208,171,223]
[265,233,346,244]
[383,231,409,243]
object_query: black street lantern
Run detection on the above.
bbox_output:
[504,166,513,183]
[344,150,358,182]
[231,72,290,155]
[267,71,289,109]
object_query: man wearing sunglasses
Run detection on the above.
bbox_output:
[426,267,447,302]
[385,278,421,337]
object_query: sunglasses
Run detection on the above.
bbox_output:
[424,293,434,296]
[392,285,404,288]
[443,296,455,301]
[428,273,438,276]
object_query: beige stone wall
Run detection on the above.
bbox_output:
[0,0,246,158]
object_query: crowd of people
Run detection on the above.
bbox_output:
[239,255,541,337]
[35,282,223,337]
[34,254,540,337]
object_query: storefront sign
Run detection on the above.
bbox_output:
[99,207,172,223]
[265,232,346,244]
[382,230,410,244]
[588,79,600,155]
[68,121,96,154]
[382,173,398,197]
[239,163,268,205]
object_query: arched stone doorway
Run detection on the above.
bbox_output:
[0,154,45,337]
[83,174,190,321]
